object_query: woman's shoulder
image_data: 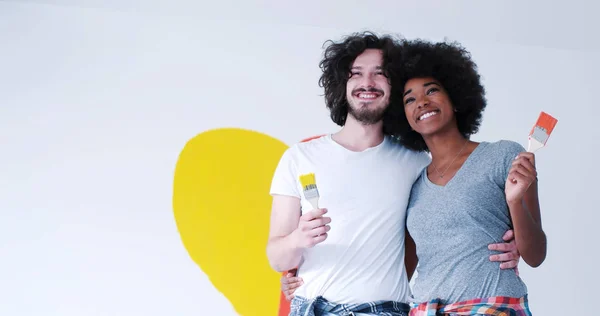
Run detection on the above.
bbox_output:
[482,139,526,156]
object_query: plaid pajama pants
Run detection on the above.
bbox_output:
[409,295,532,316]
[290,295,411,316]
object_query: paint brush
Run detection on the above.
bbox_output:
[299,173,319,210]
[528,111,558,152]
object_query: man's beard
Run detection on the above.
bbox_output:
[348,100,388,125]
[347,87,388,125]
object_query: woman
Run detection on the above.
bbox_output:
[281,39,546,315]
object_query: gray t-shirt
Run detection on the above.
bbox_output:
[406,140,528,304]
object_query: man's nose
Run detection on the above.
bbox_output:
[359,74,376,88]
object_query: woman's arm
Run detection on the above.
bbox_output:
[505,152,547,267]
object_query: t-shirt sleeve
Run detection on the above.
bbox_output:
[414,151,431,179]
[269,147,301,198]
[494,140,526,186]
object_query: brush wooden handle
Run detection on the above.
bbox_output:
[527,138,544,153]
[307,197,319,211]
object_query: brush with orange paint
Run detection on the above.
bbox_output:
[527,111,558,152]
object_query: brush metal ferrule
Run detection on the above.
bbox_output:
[530,126,549,144]
[303,187,319,200]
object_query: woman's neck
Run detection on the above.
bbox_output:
[423,129,477,183]
[424,129,473,165]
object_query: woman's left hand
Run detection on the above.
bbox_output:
[505,152,537,204]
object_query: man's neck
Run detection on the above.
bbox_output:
[332,115,385,152]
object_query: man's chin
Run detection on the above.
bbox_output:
[350,112,384,125]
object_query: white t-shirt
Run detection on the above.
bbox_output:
[270,134,430,304]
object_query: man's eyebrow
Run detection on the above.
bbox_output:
[350,66,383,70]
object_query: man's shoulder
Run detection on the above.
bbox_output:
[288,134,330,153]
[275,135,330,165]
[385,136,431,164]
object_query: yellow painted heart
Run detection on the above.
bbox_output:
[172,128,290,316]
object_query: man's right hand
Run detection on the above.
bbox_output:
[281,269,303,300]
[292,208,331,248]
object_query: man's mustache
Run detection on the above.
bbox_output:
[352,87,384,95]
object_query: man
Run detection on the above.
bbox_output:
[266,32,518,316]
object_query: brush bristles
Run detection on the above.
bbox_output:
[303,184,317,191]
[299,173,319,201]
[533,112,558,135]
[299,173,316,188]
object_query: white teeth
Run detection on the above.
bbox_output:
[419,111,438,121]
[358,93,378,99]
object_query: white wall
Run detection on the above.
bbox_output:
[1,1,597,315]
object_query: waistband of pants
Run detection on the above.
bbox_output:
[290,295,410,316]
[408,294,532,316]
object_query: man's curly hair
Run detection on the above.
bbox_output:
[384,39,487,151]
[319,31,403,130]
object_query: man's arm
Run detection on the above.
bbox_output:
[488,229,521,275]
[404,230,418,282]
[266,195,330,272]
[266,195,303,272]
